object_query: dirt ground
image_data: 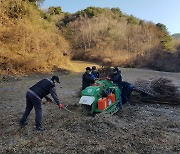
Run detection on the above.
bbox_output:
[0,67,180,154]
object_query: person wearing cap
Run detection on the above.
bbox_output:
[19,76,63,131]
[91,66,100,79]
[106,67,123,107]
[82,67,95,90]
[109,67,123,90]
[108,67,133,105]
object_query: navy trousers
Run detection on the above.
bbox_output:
[121,82,133,104]
[20,91,42,128]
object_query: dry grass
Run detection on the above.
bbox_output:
[0,0,71,75]
[68,60,100,72]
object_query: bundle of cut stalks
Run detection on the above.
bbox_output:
[132,77,180,105]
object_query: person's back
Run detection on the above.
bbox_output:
[30,79,54,99]
[110,67,123,90]
[108,67,123,108]
[91,66,100,79]
[82,67,95,90]
[82,72,95,90]
[92,71,99,78]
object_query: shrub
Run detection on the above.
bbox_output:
[4,0,30,18]
[48,6,62,15]
[130,48,180,72]
[41,12,51,22]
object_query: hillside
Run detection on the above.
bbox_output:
[60,7,165,64]
[57,7,180,72]
[0,1,180,75]
[0,0,71,75]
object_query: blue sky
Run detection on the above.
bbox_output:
[41,0,180,34]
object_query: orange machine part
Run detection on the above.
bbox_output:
[98,98,108,110]
[107,94,116,103]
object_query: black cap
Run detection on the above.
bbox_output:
[92,66,96,70]
[51,76,60,83]
[113,67,118,72]
[113,67,121,73]
[86,67,91,71]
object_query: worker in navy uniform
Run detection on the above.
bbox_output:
[91,66,100,79]
[106,67,123,108]
[19,76,63,131]
[108,68,133,105]
[109,67,123,90]
[82,67,95,90]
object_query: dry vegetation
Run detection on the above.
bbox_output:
[127,47,180,72]
[132,77,180,104]
[0,1,180,75]
[66,14,162,62]
[60,8,180,72]
[0,0,71,75]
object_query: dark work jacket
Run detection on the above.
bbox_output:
[110,72,123,90]
[82,72,95,90]
[91,71,100,78]
[29,79,60,104]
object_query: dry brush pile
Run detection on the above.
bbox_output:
[132,77,180,105]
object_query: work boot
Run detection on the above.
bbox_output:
[19,121,28,127]
[36,126,45,131]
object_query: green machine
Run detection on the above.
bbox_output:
[79,79,121,115]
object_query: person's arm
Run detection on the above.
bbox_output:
[50,87,64,108]
[91,73,95,80]
[50,87,60,105]
[44,95,52,102]
[110,74,122,83]
[110,74,119,82]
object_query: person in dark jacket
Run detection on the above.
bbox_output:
[82,67,95,90]
[19,76,63,131]
[109,67,123,90]
[106,67,123,108]
[91,66,100,79]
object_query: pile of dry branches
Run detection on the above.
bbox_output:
[131,77,180,105]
